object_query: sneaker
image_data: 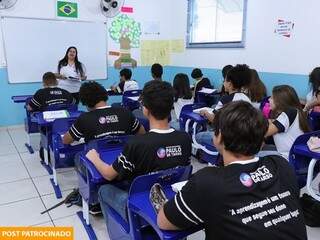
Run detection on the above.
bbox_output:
[150,183,168,214]
[89,204,102,215]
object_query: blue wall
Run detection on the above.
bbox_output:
[0,66,310,126]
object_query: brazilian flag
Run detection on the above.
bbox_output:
[57,1,78,18]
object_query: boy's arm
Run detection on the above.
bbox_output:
[86,149,119,181]
[62,132,75,145]
[157,208,180,230]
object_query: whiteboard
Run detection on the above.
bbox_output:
[1,17,107,83]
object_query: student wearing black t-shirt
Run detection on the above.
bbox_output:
[196,64,252,146]
[85,80,192,221]
[63,81,145,144]
[157,101,307,240]
[27,72,75,111]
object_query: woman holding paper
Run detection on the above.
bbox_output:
[55,46,87,103]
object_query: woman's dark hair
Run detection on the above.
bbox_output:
[79,81,108,108]
[226,64,251,90]
[141,80,174,120]
[309,67,320,95]
[272,85,310,133]
[191,68,203,79]
[58,46,84,77]
[213,101,268,156]
[120,68,132,80]
[247,69,267,102]
[222,65,233,79]
[173,73,192,102]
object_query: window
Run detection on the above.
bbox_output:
[187,0,247,48]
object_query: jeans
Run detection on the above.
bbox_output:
[98,184,129,223]
[195,131,214,146]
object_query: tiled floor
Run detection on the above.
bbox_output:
[0,126,319,240]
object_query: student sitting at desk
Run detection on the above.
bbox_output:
[196,64,252,146]
[151,63,164,81]
[191,68,213,94]
[85,80,192,222]
[63,81,145,145]
[170,73,194,129]
[111,68,139,94]
[27,72,75,112]
[157,101,307,240]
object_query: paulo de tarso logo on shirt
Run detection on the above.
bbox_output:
[157,148,166,159]
[99,115,119,124]
[239,173,253,187]
[99,117,106,124]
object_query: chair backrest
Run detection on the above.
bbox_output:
[308,111,320,131]
[85,135,129,152]
[128,165,192,196]
[289,130,320,187]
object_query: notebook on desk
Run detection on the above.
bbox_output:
[193,107,214,114]
[198,88,217,94]
[43,110,69,120]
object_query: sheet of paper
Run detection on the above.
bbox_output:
[127,96,139,101]
[198,88,217,94]
[172,181,188,193]
[170,39,185,53]
[193,107,214,114]
[141,40,171,66]
[43,110,69,120]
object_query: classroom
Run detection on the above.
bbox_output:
[0,0,320,239]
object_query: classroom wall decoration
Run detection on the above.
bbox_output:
[274,19,295,38]
[57,1,78,18]
[109,14,142,69]
[140,39,185,66]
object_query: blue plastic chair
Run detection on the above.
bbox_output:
[76,136,129,239]
[308,111,320,131]
[179,104,219,165]
[102,165,203,240]
[289,130,320,188]
[194,88,219,107]
[122,90,142,111]
[48,118,85,198]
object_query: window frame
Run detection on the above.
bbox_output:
[186,0,248,48]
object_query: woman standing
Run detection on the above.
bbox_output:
[56,46,87,103]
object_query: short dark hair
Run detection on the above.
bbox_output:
[214,101,268,156]
[222,65,233,79]
[151,63,163,78]
[79,81,108,108]
[226,64,251,90]
[191,68,203,79]
[141,80,174,120]
[120,68,132,80]
[42,72,57,86]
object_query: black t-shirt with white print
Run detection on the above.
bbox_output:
[29,87,74,111]
[68,106,141,142]
[164,155,307,240]
[213,92,251,113]
[272,108,304,159]
[112,129,192,182]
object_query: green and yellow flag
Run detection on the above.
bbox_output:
[57,1,78,18]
